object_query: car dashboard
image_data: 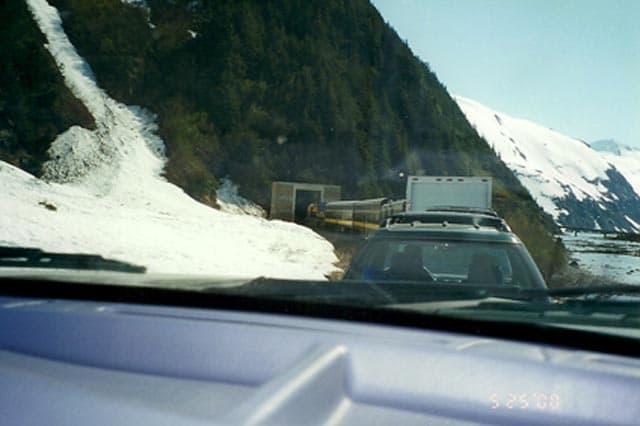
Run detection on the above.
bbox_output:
[1,286,639,425]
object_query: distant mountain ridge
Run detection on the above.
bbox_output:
[455,96,640,233]
[591,139,625,155]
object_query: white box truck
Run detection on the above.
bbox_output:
[405,176,492,212]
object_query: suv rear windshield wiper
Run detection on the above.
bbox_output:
[0,246,146,273]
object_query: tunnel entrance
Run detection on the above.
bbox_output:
[270,181,341,222]
[294,189,321,223]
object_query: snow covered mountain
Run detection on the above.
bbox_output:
[455,96,640,233]
[590,140,640,198]
[0,0,338,279]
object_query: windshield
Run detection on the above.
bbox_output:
[1,0,639,343]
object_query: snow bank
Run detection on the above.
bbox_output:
[2,0,338,279]
[216,178,266,217]
[562,232,640,285]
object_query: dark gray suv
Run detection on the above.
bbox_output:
[344,209,547,289]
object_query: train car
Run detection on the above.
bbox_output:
[319,200,357,229]
[314,198,405,232]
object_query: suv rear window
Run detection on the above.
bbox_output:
[346,239,541,288]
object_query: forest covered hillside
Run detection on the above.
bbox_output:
[2,0,566,275]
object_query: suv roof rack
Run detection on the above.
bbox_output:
[382,210,511,232]
[423,206,499,217]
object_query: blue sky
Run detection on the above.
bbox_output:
[371,0,639,148]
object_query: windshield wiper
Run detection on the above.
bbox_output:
[204,278,548,306]
[0,247,146,273]
[547,284,640,299]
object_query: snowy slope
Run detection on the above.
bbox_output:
[455,96,640,233]
[0,0,338,279]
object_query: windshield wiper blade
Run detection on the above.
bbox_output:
[205,278,548,306]
[547,284,640,298]
[0,246,146,273]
